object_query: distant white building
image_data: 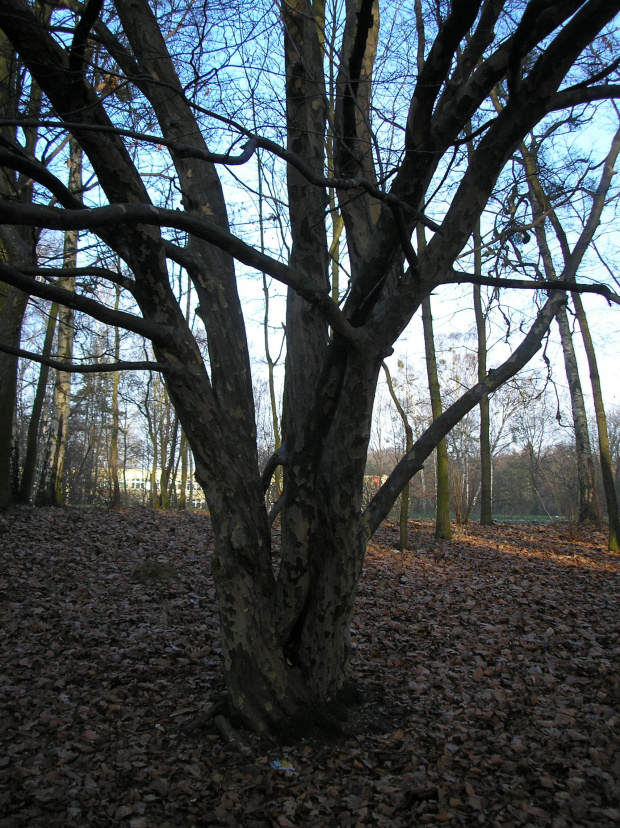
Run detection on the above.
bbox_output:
[122,468,206,508]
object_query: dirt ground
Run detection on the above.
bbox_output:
[1,507,619,826]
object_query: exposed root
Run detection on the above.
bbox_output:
[214,714,254,756]
[179,699,226,733]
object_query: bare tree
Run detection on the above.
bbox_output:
[1,0,619,732]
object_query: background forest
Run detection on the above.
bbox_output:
[11,332,620,523]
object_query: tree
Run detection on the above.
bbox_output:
[36,136,81,506]
[1,0,619,732]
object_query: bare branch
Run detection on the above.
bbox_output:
[444,271,620,305]
[546,84,620,113]
[21,265,136,293]
[0,148,83,209]
[0,341,178,374]
[362,290,567,537]
[261,446,288,494]
[68,0,104,77]
[0,118,442,232]
[0,263,172,344]
[0,199,360,341]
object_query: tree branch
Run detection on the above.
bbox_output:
[444,271,620,305]
[68,0,103,77]
[0,118,442,233]
[261,446,288,493]
[546,84,620,113]
[0,148,83,209]
[0,118,258,167]
[0,263,172,344]
[0,199,360,341]
[0,341,178,374]
[362,290,567,537]
[21,265,136,294]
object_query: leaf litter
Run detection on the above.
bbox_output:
[0,507,619,826]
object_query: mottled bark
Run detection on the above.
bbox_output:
[0,26,40,507]
[0,281,28,508]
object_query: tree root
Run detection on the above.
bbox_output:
[179,699,253,755]
[179,700,226,733]
[214,714,253,756]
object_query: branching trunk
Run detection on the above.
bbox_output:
[1,0,619,734]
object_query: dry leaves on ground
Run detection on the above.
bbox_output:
[0,507,619,827]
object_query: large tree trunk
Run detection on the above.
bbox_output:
[0,27,41,507]
[1,0,617,734]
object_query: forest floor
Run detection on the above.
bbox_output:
[0,508,619,827]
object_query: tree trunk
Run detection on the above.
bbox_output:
[178,429,187,510]
[19,301,58,502]
[0,282,28,508]
[473,222,493,525]
[555,304,601,523]
[422,296,451,539]
[0,28,41,507]
[383,361,414,550]
[37,137,81,506]
[571,292,620,550]
[522,147,601,524]
[1,0,615,735]
[108,285,121,508]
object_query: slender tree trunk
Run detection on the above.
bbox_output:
[422,296,451,539]
[109,286,121,507]
[555,304,601,523]
[383,362,413,550]
[178,428,187,510]
[0,282,28,508]
[37,137,81,506]
[571,292,620,550]
[522,147,601,524]
[473,219,493,524]
[257,154,282,498]
[19,302,58,502]
[161,413,179,509]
